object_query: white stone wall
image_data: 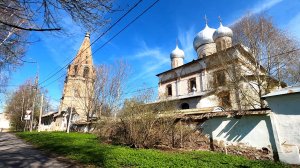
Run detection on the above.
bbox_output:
[201,115,275,150]
[60,77,94,121]
[196,43,217,58]
[197,94,219,108]
[159,73,206,99]
[171,57,184,69]
[215,36,232,51]
[266,93,300,164]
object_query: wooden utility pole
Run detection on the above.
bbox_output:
[30,75,38,132]
[38,94,44,132]
[66,90,75,133]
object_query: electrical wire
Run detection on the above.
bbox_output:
[39,0,144,86]
[40,0,161,88]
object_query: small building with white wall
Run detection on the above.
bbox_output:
[0,113,10,132]
[262,86,300,164]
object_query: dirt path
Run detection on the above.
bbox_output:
[0,132,81,168]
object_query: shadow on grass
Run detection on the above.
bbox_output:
[16,132,112,167]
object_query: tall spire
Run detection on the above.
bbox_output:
[73,33,93,66]
[85,32,90,37]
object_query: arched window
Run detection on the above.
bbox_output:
[181,103,189,109]
[188,78,196,93]
[74,65,78,76]
[83,67,89,78]
[217,40,222,50]
[166,84,172,96]
[221,39,226,50]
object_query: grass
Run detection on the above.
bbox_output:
[16,132,288,168]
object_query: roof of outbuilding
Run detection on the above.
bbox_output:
[262,86,300,98]
[42,111,58,117]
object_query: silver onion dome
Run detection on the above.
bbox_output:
[213,23,233,40]
[193,24,216,51]
[170,45,185,59]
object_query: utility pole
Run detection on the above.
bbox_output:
[38,94,44,132]
[66,89,75,133]
[30,75,38,132]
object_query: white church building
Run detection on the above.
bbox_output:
[156,21,282,111]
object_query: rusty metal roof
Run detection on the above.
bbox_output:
[262,86,300,98]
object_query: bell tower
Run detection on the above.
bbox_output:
[60,32,95,122]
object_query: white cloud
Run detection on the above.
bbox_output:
[126,41,169,89]
[251,0,283,14]
[230,0,283,25]
[178,26,197,62]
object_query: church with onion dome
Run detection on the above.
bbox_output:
[156,18,282,111]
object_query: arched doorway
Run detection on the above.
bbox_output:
[181,103,190,109]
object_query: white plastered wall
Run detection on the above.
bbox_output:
[201,115,275,150]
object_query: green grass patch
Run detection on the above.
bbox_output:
[16,132,288,168]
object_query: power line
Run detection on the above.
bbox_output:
[42,72,66,88]
[123,86,156,95]
[39,0,144,86]
[40,0,161,88]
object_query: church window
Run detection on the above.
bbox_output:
[218,91,231,108]
[217,41,221,50]
[166,84,172,96]
[74,65,78,76]
[83,67,89,78]
[74,89,80,97]
[221,40,226,50]
[188,78,196,92]
[64,76,68,83]
[214,71,226,87]
[181,103,189,109]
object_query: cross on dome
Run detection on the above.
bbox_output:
[204,14,208,26]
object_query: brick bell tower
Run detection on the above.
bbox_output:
[60,32,95,123]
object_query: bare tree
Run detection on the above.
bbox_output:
[203,14,300,110]
[4,79,50,131]
[73,60,128,121]
[96,89,204,149]
[117,92,178,148]
[0,0,114,32]
[0,1,28,92]
[207,13,300,110]
[232,13,300,86]
[0,0,115,92]
[207,46,267,110]
[93,60,128,118]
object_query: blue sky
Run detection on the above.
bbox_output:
[1,0,300,112]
